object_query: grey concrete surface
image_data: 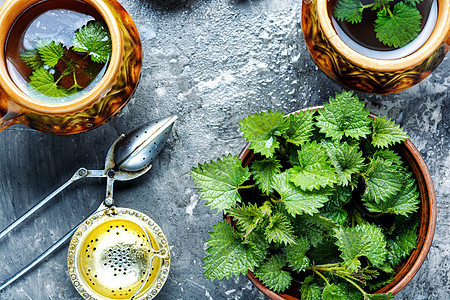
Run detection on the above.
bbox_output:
[0,0,448,299]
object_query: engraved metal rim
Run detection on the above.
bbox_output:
[68,208,170,300]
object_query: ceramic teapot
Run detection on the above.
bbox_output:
[0,0,142,134]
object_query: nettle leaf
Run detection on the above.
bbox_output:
[283,110,315,145]
[322,283,362,300]
[372,0,393,10]
[294,214,336,247]
[374,2,422,48]
[373,149,403,169]
[265,213,297,245]
[73,21,112,63]
[327,186,353,207]
[273,172,329,216]
[38,41,65,67]
[387,222,418,266]
[251,158,282,194]
[227,203,264,234]
[334,223,387,272]
[191,154,251,212]
[322,140,365,186]
[19,49,44,70]
[321,207,348,226]
[363,157,403,204]
[239,110,286,158]
[301,276,323,300]
[28,68,68,97]
[289,141,338,190]
[254,254,292,293]
[203,221,266,280]
[333,0,364,24]
[284,236,310,272]
[372,116,409,148]
[364,174,420,216]
[316,91,372,141]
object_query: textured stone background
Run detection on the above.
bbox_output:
[0,0,448,299]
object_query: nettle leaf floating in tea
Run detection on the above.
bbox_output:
[73,21,112,64]
[19,20,111,98]
[334,0,423,48]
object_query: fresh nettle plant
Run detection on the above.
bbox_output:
[334,0,424,48]
[19,21,112,97]
[191,91,420,300]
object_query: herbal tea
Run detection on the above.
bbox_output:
[5,0,112,103]
[330,0,438,59]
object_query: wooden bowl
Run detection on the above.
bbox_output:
[237,107,437,298]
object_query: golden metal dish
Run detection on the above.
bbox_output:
[68,207,170,300]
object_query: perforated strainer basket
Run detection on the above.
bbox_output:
[68,207,170,300]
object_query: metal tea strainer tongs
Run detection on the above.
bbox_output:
[0,115,177,299]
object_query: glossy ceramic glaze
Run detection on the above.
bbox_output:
[238,107,437,298]
[301,0,450,94]
[0,0,142,134]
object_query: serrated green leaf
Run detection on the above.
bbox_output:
[327,186,353,207]
[228,203,264,234]
[289,141,338,190]
[322,283,362,300]
[322,140,365,186]
[284,236,310,272]
[333,0,364,23]
[73,21,112,63]
[316,91,372,141]
[374,3,422,48]
[203,221,266,280]
[239,110,286,158]
[321,208,348,225]
[373,150,403,169]
[387,222,418,266]
[364,174,420,216]
[38,41,65,67]
[334,223,387,272]
[372,116,409,148]
[191,154,251,212]
[283,110,315,145]
[19,49,44,70]
[301,276,323,300]
[28,68,68,97]
[363,157,404,204]
[251,158,282,194]
[273,172,329,216]
[265,213,297,245]
[372,0,393,10]
[293,214,336,248]
[254,254,292,293]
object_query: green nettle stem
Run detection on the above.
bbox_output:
[336,273,368,296]
[312,268,330,286]
[238,184,257,190]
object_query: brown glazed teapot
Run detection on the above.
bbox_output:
[0,0,142,134]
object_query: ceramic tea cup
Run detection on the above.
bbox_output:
[301,0,449,94]
[0,0,142,134]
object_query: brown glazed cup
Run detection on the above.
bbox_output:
[238,107,437,299]
[0,0,142,134]
[301,0,450,94]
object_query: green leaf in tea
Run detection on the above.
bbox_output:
[19,49,44,70]
[273,172,329,216]
[190,154,251,212]
[73,21,112,63]
[239,110,286,158]
[316,91,371,141]
[254,254,292,293]
[372,116,409,148]
[203,221,266,280]
[28,68,68,97]
[333,0,364,24]
[250,158,282,195]
[374,2,422,48]
[334,223,387,272]
[289,141,338,190]
[38,41,65,67]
